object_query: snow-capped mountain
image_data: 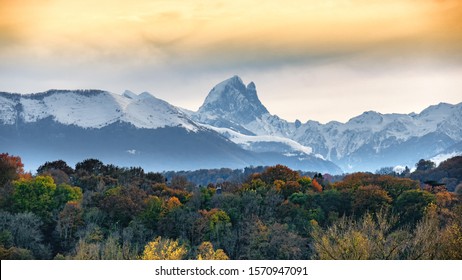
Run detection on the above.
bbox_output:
[0,89,341,174]
[190,76,304,153]
[2,76,460,174]
[193,76,462,172]
[191,76,330,169]
[0,90,254,172]
[1,90,198,131]
[291,103,462,171]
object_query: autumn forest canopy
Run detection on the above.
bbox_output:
[0,153,461,260]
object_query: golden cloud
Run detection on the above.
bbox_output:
[1,0,461,63]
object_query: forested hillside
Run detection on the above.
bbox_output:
[1,153,461,260]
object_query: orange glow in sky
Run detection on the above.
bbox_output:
[1,0,462,122]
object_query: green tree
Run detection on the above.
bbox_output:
[394,190,436,226]
[54,184,83,208]
[199,208,232,248]
[316,189,352,224]
[415,159,436,172]
[75,159,104,175]
[297,176,312,192]
[37,160,74,176]
[11,176,56,220]
[139,195,163,230]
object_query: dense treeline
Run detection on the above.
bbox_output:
[163,167,343,188]
[0,153,461,260]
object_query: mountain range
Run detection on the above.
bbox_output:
[1,76,461,174]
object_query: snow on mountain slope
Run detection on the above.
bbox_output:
[431,151,462,166]
[292,112,414,160]
[295,103,462,160]
[21,90,126,128]
[0,90,199,131]
[430,140,462,166]
[0,94,18,125]
[421,103,462,141]
[121,91,198,131]
[244,113,296,137]
[204,125,314,156]
[199,124,341,173]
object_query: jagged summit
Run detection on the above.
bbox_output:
[195,76,269,127]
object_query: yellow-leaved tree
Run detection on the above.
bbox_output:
[140,237,187,260]
[196,242,229,260]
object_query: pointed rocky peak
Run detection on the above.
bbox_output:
[197,76,269,124]
[246,81,256,90]
[202,75,246,105]
[226,75,246,88]
[244,81,260,105]
[295,119,302,128]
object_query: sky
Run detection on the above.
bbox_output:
[1,0,462,123]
